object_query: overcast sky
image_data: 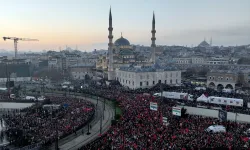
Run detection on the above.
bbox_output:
[0,0,249,51]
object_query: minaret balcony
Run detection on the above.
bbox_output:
[151,30,156,34]
[108,35,113,39]
[151,37,156,41]
[108,27,113,31]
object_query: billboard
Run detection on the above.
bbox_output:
[162,117,168,123]
[218,109,227,122]
[162,117,168,126]
[150,102,158,111]
[172,107,181,116]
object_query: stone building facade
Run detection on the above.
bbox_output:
[116,65,181,89]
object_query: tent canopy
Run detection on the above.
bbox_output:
[197,94,208,102]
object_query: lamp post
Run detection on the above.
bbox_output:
[104,98,106,111]
[233,112,238,149]
[100,111,103,134]
[103,98,105,120]
[114,99,116,120]
[87,123,91,135]
[55,118,59,150]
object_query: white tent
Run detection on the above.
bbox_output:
[197,94,208,102]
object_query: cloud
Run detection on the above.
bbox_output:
[159,24,250,46]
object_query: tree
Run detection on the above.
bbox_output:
[198,67,210,76]
[184,68,196,78]
[33,69,66,82]
[85,74,91,83]
[238,57,250,65]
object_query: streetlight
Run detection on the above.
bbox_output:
[54,118,59,150]
[104,98,106,111]
[100,111,103,134]
[103,98,105,120]
[113,99,117,120]
[87,123,91,135]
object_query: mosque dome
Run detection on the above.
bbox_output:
[198,40,210,47]
[114,34,130,46]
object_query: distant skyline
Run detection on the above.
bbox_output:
[0,0,250,51]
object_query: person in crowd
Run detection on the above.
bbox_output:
[3,97,95,147]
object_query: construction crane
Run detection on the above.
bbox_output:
[3,37,39,59]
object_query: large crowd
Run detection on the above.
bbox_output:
[1,82,250,149]
[81,83,250,149]
[2,96,95,147]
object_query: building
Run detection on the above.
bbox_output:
[207,70,238,90]
[48,56,62,70]
[69,63,96,80]
[198,40,210,48]
[107,8,156,80]
[116,64,181,89]
[96,55,108,70]
[0,64,31,83]
[173,57,192,64]
[191,56,205,64]
[206,57,229,65]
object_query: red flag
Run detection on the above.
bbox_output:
[172,135,176,139]
[241,136,249,142]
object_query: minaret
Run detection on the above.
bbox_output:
[210,37,212,46]
[151,12,156,64]
[108,7,114,80]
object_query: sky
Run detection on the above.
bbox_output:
[0,0,250,52]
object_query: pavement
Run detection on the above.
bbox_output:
[46,93,114,150]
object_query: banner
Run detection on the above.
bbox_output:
[162,117,168,126]
[172,107,181,116]
[162,117,168,123]
[150,102,158,111]
[218,109,227,121]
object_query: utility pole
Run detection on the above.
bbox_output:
[87,123,91,135]
[233,112,238,149]
[100,112,103,134]
[55,119,59,150]
[103,99,105,120]
[114,99,117,120]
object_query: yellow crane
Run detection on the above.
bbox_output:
[3,37,39,59]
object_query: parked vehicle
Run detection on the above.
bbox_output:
[222,88,233,93]
[25,96,36,100]
[154,92,193,101]
[197,96,244,107]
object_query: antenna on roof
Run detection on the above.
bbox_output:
[121,32,123,37]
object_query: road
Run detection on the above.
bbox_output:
[44,92,114,150]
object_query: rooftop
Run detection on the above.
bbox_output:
[119,63,179,72]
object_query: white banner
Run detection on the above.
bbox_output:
[172,107,181,116]
[162,117,168,123]
[248,102,250,108]
[150,102,158,111]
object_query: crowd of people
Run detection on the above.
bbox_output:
[2,96,95,147]
[1,81,250,149]
[80,83,250,149]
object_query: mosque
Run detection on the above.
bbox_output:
[107,8,181,89]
